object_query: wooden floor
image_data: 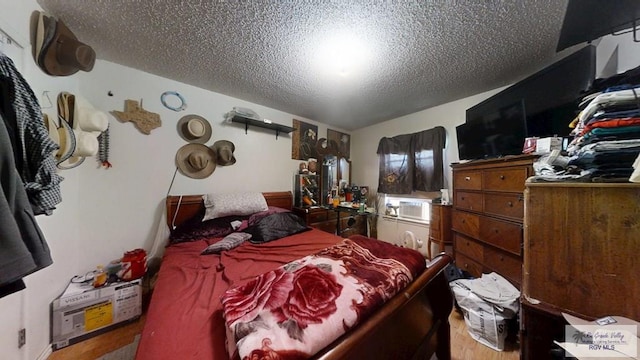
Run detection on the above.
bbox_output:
[48,308,520,360]
[449,309,520,360]
[48,313,146,360]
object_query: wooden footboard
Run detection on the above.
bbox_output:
[313,254,453,360]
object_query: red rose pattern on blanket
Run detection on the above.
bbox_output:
[221,236,425,359]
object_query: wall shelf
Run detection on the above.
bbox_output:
[230,115,295,139]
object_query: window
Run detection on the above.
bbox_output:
[383,195,431,223]
[377,126,446,194]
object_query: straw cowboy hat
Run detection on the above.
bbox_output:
[43,113,75,165]
[177,114,212,144]
[55,92,105,169]
[34,11,96,76]
[213,140,236,166]
[176,143,217,179]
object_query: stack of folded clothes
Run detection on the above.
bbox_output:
[566,66,640,182]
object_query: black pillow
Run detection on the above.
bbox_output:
[169,208,248,244]
[243,212,310,244]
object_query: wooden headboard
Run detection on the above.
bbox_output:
[166,191,293,228]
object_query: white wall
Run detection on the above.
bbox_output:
[72,60,348,271]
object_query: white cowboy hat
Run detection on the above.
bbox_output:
[213,140,236,166]
[75,95,109,134]
[177,114,212,144]
[176,143,217,179]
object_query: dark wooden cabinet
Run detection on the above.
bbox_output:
[292,207,367,237]
[451,155,536,288]
[428,203,452,259]
[520,182,640,359]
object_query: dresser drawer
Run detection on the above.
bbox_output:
[307,210,328,223]
[454,170,482,190]
[483,167,528,192]
[479,216,522,256]
[483,246,522,286]
[455,253,483,278]
[454,233,483,260]
[455,191,483,212]
[312,220,337,234]
[452,210,480,238]
[484,192,524,220]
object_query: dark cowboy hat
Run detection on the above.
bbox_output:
[34,11,96,76]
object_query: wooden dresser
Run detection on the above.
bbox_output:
[520,182,640,359]
[428,203,452,259]
[292,207,367,238]
[451,155,536,287]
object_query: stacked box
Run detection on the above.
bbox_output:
[51,278,142,350]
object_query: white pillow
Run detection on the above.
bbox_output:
[202,192,268,221]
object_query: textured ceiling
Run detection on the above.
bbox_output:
[37,0,573,130]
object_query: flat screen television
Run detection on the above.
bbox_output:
[457,45,596,161]
[456,99,527,161]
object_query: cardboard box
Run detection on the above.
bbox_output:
[51,278,142,350]
[535,136,563,154]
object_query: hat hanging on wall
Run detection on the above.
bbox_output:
[33,11,96,76]
[74,96,109,135]
[55,92,106,169]
[176,143,217,179]
[43,113,75,165]
[177,114,211,144]
[213,140,236,166]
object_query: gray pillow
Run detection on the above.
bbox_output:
[201,232,252,255]
[202,192,268,221]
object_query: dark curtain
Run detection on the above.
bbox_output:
[377,126,446,194]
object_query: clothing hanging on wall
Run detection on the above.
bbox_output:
[0,111,53,298]
[0,52,56,297]
[0,53,62,215]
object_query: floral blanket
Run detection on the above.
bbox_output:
[221,235,425,360]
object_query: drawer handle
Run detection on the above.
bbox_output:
[507,201,513,207]
[461,219,466,224]
[464,263,469,269]
[494,229,499,234]
[500,175,505,180]
[500,256,504,261]
[461,196,465,201]
[466,241,470,246]
[465,176,471,181]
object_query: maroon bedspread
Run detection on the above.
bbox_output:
[135,228,343,360]
[222,236,426,359]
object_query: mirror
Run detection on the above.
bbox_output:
[316,137,352,206]
[338,157,351,188]
[319,154,351,206]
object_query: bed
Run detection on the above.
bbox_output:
[136,191,453,360]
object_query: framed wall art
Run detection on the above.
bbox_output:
[291,119,319,160]
[327,129,350,159]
